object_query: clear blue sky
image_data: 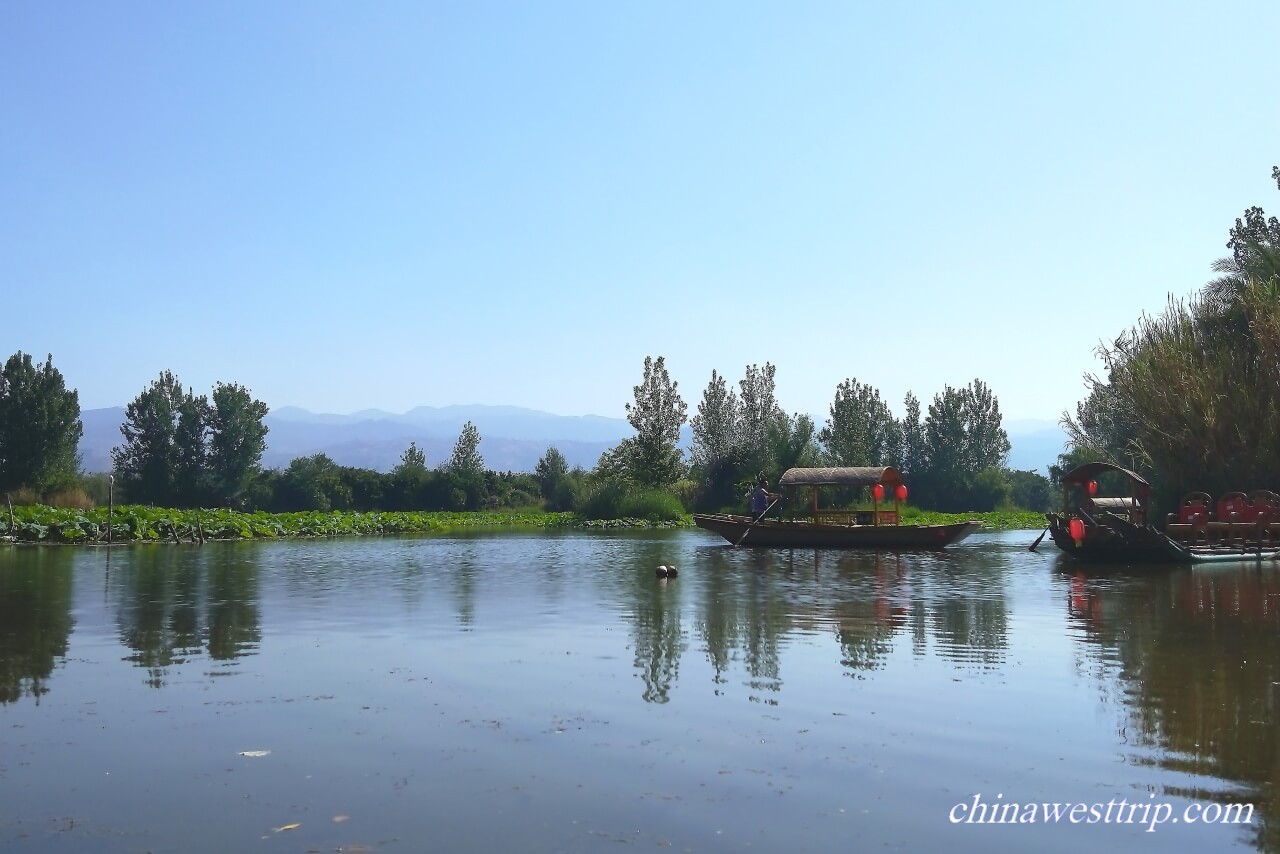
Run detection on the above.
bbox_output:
[4,2,1277,425]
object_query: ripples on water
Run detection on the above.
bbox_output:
[0,529,1275,852]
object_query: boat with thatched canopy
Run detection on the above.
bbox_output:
[693,466,982,549]
[1045,461,1280,565]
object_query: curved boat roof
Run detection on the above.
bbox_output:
[779,466,904,489]
[1061,461,1151,490]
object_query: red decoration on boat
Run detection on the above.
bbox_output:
[1087,480,1098,496]
[895,484,908,502]
[1068,518,1085,544]
[872,484,885,501]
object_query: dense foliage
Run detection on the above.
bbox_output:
[1,504,578,543]
[112,372,271,508]
[1063,167,1280,509]
[617,355,688,488]
[0,352,82,495]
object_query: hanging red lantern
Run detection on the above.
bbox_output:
[895,484,908,502]
[1087,481,1098,496]
[872,484,885,501]
[1068,518,1085,544]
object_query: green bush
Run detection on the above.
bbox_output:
[576,480,627,520]
[617,489,685,522]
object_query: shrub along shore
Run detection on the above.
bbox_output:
[1,504,1045,545]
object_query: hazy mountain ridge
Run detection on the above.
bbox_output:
[78,406,1069,475]
[79,404,634,474]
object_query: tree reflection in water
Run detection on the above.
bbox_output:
[1065,566,1280,851]
[631,546,1012,703]
[0,547,74,704]
[111,544,261,688]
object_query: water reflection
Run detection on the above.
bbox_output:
[109,544,261,687]
[624,545,1015,703]
[1063,564,1280,850]
[0,548,74,704]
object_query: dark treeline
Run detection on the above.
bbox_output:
[0,354,1045,518]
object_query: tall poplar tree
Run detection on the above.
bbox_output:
[0,352,83,494]
[622,355,687,488]
[207,382,270,504]
[819,378,900,467]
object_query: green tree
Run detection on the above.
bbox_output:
[919,384,968,509]
[397,441,427,474]
[689,369,748,510]
[737,362,785,473]
[446,421,484,476]
[1063,167,1280,503]
[388,441,429,510]
[0,352,83,494]
[689,369,740,471]
[918,380,1011,511]
[112,371,191,505]
[1007,468,1054,512]
[962,379,1011,471]
[272,453,350,511]
[173,389,211,506]
[207,382,269,506]
[768,412,823,475]
[899,392,926,476]
[1202,165,1280,326]
[441,421,485,510]
[819,378,900,467]
[621,355,687,488]
[534,446,572,509]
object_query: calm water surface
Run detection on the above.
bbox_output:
[1,529,1277,853]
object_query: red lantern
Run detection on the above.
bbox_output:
[1068,518,1085,543]
[872,484,885,501]
[1087,481,1098,496]
[895,484,908,502]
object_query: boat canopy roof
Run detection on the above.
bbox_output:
[1061,461,1151,492]
[778,466,904,490]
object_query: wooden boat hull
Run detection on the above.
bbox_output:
[693,514,982,549]
[1047,513,1279,565]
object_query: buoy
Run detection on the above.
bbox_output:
[655,565,669,577]
[666,564,678,577]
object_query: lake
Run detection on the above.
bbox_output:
[1,529,1276,853]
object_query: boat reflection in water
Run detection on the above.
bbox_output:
[1063,564,1279,851]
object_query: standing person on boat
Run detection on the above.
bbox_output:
[750,477,778,519]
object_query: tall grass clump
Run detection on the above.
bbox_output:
[7,487,40,506]
[575,480,628,520]
[616,489,685,522]
[48,487,95,510]
[1068,279,1280,502]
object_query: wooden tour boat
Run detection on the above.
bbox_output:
[693,466,982,549]
[1045,462,1280,565]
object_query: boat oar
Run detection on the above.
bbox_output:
[1028,527,1049,552]
[735,499,779,547]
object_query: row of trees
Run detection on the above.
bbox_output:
[1061,166,1280,508]
[110,371,270,508]
[612,356,1024,513]
[0,355,576,513]
[0,351,1038,515]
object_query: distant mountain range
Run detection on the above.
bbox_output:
[78,406,1069,475]
[1001,419,1070,474]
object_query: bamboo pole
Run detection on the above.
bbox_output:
[6,492,12,535]
[107,475,114,546]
